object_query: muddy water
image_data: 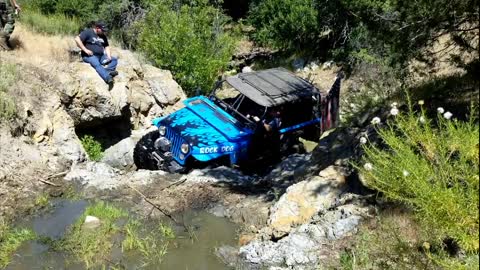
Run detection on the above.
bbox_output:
[7,199,238,270]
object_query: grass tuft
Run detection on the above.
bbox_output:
[19,9,81,36]
[59,201,127,268]
[122,220,174,266]
[0,220,36,268]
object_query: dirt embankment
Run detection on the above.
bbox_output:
[1,35,72,221]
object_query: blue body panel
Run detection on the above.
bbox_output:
[155,96,252,164]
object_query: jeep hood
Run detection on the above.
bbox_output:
[160,96,248,146]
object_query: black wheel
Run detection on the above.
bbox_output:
[133,131,160,170]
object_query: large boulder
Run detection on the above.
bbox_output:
[100,129,154,170]
[268,165,347,238]
[58,49,185,129]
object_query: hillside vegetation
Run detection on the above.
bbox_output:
[3,0,479,269]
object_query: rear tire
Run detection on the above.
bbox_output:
[133,131,160,170]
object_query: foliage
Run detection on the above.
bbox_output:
[138,0,237,96]
[341,0,479,68]
[0,62,17,120]
[59,201,128,268]
[122,220,174,266]
[339,61,400,126]
[96,0,146,48]
[358,102,479,252]
[248,0,318,50]
[80,135,104,161]
[0,221,36,268]
[19,8,81,35]
[25,0,101,19]
[339,209,478,270]
[248,0,352,52]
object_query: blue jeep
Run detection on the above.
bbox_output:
[134,68,341,173]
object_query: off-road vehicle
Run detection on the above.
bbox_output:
[134,67,341,173]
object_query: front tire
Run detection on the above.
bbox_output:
[133,131,160,170]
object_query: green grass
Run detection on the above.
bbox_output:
[59,201,128,268]
[0,62,17,120]
[122,220,174,266]
[357,100,479,262]
[34,193,50,208]
[0,220,36,268]
[80,135,104,161]
[19,8,81,36]
[51,201,174,268]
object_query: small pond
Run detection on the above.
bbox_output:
[7,199,239,270]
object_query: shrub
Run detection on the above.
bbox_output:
[248,0,318,50]
[138,0,237,96]
[0,62,17,120]
[248,0,349,52]
[80,135,103,161]
[358,102,479,252]
[96,0,146,49]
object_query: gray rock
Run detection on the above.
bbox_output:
[82,215,101,230]
[143,65,185,105]
[64,161,172,190]
[326,214,361,240]
[185,166,255,185]
[51,109,86,163]
[101,137,136,170]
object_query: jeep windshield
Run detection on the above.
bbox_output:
[209,80,265,130]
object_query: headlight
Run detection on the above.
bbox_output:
[158,126,166,136]
[180,143,189,154]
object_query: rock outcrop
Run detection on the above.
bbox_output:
[58,49,186,129]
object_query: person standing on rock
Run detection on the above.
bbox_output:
[0,0,20,50]
[75,21,118,85]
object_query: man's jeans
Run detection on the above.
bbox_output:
[82,54,118,83]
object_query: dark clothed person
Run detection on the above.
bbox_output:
[75,21,118,84]
[0,0,20,50]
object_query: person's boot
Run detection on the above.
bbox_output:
[0,32,11,51]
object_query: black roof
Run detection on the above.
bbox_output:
[226,68,319,107]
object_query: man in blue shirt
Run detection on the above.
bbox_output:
[75,21,118,85]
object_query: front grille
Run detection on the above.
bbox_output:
[165,128,184,158]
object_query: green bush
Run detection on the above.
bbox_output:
[80,135,103,161]
[0,62,17,120]
[358,102,479,252]
[26,0,58,14]
[248,0,318,50]
[96,0,146,48]
[138,0,237,96]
